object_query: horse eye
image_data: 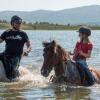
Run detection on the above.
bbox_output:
[43,53,45,56]
[43,51,46,56]
[43,51,49,56]
[44,49,46,52]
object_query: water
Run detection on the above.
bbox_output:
[0,30,100,100]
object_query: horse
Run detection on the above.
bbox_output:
[41,40,100,86]
[0,60,31,82]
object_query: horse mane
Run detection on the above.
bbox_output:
[57,45,70,61]
[42,40,71,61]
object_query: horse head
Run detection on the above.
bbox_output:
[41,40,69,77]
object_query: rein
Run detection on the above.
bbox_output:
[54,51,72,77]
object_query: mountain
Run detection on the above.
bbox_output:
[0,5,100,25]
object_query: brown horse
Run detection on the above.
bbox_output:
[41,40,100,86]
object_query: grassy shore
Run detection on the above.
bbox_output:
[0,22,100,30]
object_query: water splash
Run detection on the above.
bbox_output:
[12,65,49,88]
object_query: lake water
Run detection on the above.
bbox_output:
[0,30,100,100]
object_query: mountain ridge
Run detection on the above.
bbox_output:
[0,5,100,25]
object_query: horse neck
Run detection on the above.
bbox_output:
[53,47,68,77]
[54,62,65,77]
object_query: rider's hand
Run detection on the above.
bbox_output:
[23,51,28,57]
[68,51,74,55]
[79,50,84,55]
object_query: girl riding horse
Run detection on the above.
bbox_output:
[72,27,95,85]
[41,40,100,86]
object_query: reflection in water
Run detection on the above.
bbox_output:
[0,82,29,100]
[54,87,91,100]
[0,83,99,100]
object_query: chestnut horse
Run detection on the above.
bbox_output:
[41,40,100,86]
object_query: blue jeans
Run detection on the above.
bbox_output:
[76,59,88,68]
[0,53,20,80]
[76,59,95,86]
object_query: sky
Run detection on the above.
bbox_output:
[0,0,100,11]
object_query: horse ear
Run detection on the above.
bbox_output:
[42,42,50,47]
[52,40,56,46]
[52,40,57,53]
[52,40,57,48]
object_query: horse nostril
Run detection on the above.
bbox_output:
[41,69,44,75]
[41,69,49,77]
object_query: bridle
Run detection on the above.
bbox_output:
[49,51,72,82]
[42,44,72,80]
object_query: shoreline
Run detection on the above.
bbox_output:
[0,22,100,30]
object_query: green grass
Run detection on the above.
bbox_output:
[0,22,100,30]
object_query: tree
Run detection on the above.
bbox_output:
[3,20,7,23]
[22,21,26,24]
[67,24,70,26]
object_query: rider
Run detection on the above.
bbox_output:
[73,27,95,86]
[0,15,31,80]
